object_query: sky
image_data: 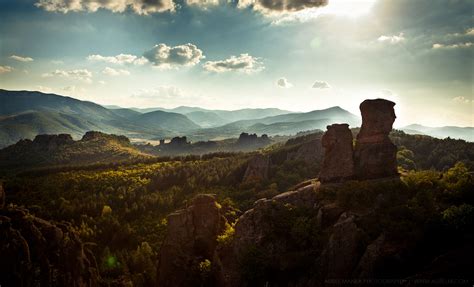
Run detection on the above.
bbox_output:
[0,0,473,127]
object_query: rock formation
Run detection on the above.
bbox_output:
[319,124,355,183]
[156,194,227,287]
[0,205,100,286]
[33,134,74,151]
[354,99,398,179]
[242,154,271,183]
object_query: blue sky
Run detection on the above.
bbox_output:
[0,0,472,127]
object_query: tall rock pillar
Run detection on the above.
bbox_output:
[319,124,355,183]
[354,99,398,179]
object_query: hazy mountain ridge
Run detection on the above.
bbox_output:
[402,124,474,142]
[1,90,472,148]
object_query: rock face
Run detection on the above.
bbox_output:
[33,134,74,151]
[0,206,100,287]
[320,212,364,279]
[242,154,271,183]
[156,194,227,287]
[354,99,398,179]
[319,124,355,183]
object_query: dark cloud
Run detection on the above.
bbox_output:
[276,77,292,88]
[35,0,175,14]
[238,0,328,14]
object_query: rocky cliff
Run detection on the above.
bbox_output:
[0,201,100,286]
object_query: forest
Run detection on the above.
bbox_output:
[1,130,473,285]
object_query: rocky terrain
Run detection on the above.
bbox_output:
[0,185,100,286]
[154,99,474,286]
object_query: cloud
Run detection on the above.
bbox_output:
[102,67,131,76]
[276,77,292,88]
[42,69,93,83]
[186,0,219,8]
[466,28,474,36]
[10,55,34,62]
[35,0,175,14]
[452,96,473,104]
[87,54,148,65]
[133,86,184,99]
[143,43,204,69]
[203,54,264,73]
[237,0,328,14]
[377,33,405,44]
[432,42,473,49]
[0,66,14,74]
[51,60,64,65]
[312,81,330,89]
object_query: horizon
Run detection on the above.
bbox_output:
[0,0,473,128]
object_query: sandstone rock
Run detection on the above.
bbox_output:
[218,182,319,286]
[157,194,227,287]
[354,234,386,278]
[319,124,355,183]
[0,206,99,287]
[320,212,364,279]
[354,99,398,179]
[33,134,74,151]
[242,154,271,183]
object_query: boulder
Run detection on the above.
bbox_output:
[319,124,355,183]
[156,194,227,287]
[354,99,398,179]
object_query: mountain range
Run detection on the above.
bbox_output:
[0,89,472,148]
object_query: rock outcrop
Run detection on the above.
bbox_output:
[354,99,398,179]
[33,134,74,151]
[242,154,271,183]
[319,124,355,183]
[156,194,227,287]
[0,206,100,286]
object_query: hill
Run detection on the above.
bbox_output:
[0,131,150,171]
[132,110,200,133]
[402,124,474,142]
[0,90,202,147]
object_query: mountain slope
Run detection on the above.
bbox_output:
[402,124,474,142]
[132,110,201,133]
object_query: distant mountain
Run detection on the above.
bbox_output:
[185,111,226,128]
[189,106,360,141]
[402,124,473,142]
[0,131,150,171]
[0,90,202,147]
[132,110,200,133]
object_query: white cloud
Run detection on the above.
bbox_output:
[102,67,131,76]
[203,53,264,73]
[133,86,184,99]
[186,0,219,8]
[276,77,292,88]
[377,33,405,44]
[42,69,93,83]
[452,96,473,104]
[35,0,175,14]
[0,66,13,74]
[98,80,106,85]
[238,0,328,15]
[143,43,204,68]
[466,28,474,36]
[312,81,330,89]
[87,54,148,65]
[51,60,64,65]
[10,55,34,62]
[432,42,473,49]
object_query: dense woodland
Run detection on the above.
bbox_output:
[1,130,473,285]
